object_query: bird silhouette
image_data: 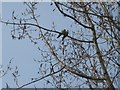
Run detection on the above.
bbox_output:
[57,29,68,41]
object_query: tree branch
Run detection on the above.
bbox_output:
[54,2,93,30]
[16,68,64,90]
[0,20,93,43]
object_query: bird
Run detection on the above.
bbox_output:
[57,29,68,41]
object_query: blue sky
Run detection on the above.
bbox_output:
[2,2,74,88]
[2,2,36,88]
[0,2,2,89]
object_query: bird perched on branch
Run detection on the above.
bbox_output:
[57,29,68,41]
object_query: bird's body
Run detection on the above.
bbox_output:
[57,29,68,41]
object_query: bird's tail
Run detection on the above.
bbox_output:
[57,34,61,38]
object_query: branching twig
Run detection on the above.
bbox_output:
[16,67,64,90]
[0,20,93,43]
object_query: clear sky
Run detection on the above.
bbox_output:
[0,2,2,90]
[2,2,74,88]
